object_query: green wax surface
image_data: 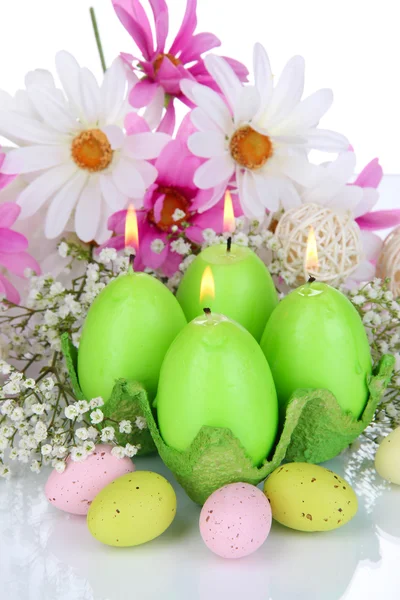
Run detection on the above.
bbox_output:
[176,243,278,341]
[78,272,186,403]
[156,313,279,465]
[260,281,372,419]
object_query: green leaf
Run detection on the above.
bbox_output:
[136,355,394,505]
[61,334,156,456]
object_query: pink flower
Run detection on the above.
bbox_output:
[353,158,400,231]
[112,0,248,132]
[102,137,237,276]
[0,151,16,191]
[0,202,40,304]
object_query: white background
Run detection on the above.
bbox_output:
[0,0,399,173]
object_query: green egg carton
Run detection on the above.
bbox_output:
[62,333,393,504]
[61,334,156,456]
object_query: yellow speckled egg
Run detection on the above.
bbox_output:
[375,427,400,484]
[87,471,176,547]
[264,463,358,532]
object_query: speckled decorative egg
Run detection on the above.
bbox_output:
[87,471,176,547]
[375,427,400,484]
[264,463,358,532]
[199,483,272,558]
[45,444,135,515]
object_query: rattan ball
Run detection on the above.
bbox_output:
[377,227,400,297]
[275,203,363,286]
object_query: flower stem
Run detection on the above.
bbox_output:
[89,7,106,73]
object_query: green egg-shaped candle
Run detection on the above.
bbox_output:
[157,311,279,465]
[78,272,186,403]
[176,243,278,341]
[260,281,372,419]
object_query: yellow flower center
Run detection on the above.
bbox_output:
[71,129,113,172]
[153,53,182,75]
[229,126,273,170]
[148,187,190,232]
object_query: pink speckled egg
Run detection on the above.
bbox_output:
[45,444,135,515]
[199,482,272,558]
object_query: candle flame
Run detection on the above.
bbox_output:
[223,191,235,233]
[305,226,319,274]
[200,266,215,304]
[125,203,139,252]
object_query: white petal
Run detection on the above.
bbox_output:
[279,155,319,186]
[95,205,114,244]
[124,132,170,159]
[328,185,363,213]
[131,160,158,188]
[25,69,55,89]
[360,230,383,261]
[180,79,198,104]
[275,89,333,134]
[0,90,14,110]
[190,107,220,132]
[55,51,83,120]
[194,154,235,189]
[188,131,226,158]
[326,152,356,183]
[279,178,301,211]
[253,43,273,110]
[100,58,127,125]
[101,125,125,150]
[204,55,242,111]
[350,260,375,283]
[306,129,349,151]
[142,85,164,130]
[197,179,230,213]
[233,86,260,126]
[80,68,101,125]
[75,177,101,242]
[45,171,88,238]
[100,174,128,212]
[2,145,70,174]
[191,84,233,135]
[352,187,379,218]
[266,56,305,126]
[113,157,145,198]
[27,85,78,133]
[16,163,78,219]
[252,172,280,212]
[236,169,262,220]
[0,111,65,145]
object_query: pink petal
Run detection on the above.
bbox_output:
[107,209,127,234]
[0,172,16,191]
[156,59,183,95]
[113,0,153,50]
[157,101,176,134]
[125,112,151,134]
[0,228,28,253]
[176,110,198,140]
[155,139,200,188]
[169,0,197,56]
[129,79,159,109]
[0,273,20,304]
[222,56,249,82]
[353,158,383,189]
[180,33,221,64]
[356,209,400,231]
[0,202,20,228]
[187,202,224,243]
[161,247,182,277]
[97,234,126,254]
[114,5,153,61]
[0,250,40,277]
[153,194,165,223]
[139,230,169,269]
[149,0,169,53]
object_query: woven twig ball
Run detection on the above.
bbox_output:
[275,204,363,286]
[377,227,400,297]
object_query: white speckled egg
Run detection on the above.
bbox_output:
[45,444,135,515]
[199,483,272,559]
[375,427,400,484]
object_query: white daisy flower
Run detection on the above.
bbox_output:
[181,43,348,219]
[0,51,171,243]
[300,152,383,284]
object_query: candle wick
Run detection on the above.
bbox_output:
[129,254,135,267]
[308,276,316,283]
[203,307,212,321]
[227,237,232,253]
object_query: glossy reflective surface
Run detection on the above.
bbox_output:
[1,450,399,600]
